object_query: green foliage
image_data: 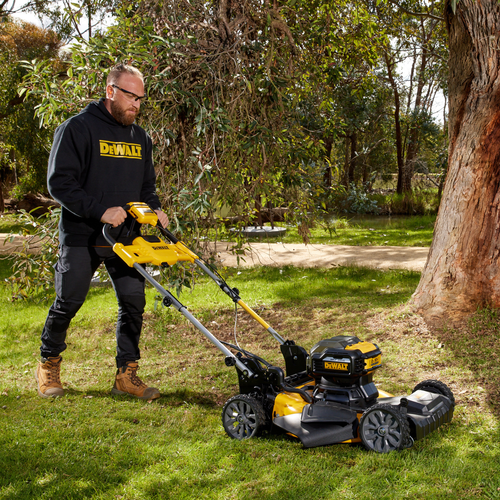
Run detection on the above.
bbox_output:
[23,0,116,41]
[326,183,380,215]
[278,214,436,247]
[0,18,62,198]
[5,207,60,301]
[374,189,440,215]
[19,0,396,242]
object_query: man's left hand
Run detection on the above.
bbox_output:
[155,210,169,228]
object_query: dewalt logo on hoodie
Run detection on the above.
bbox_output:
[99,140,142,160]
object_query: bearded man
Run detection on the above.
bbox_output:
[35,63,169,400]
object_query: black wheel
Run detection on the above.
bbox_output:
[222,394,267,440]
[413,379,455,406]
[359,403,411,453]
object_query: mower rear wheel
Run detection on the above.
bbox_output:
[222,394,267,440]
[413,379,455,406]
[359,403,411,453]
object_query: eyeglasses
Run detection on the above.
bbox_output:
[110,84,147,102]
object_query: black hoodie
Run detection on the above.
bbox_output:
[47,98,161,246]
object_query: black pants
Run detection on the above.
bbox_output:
[40,245,146,367]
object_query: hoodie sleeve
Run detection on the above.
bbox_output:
[47,119,107,221]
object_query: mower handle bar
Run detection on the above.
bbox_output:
[102,215,256,379]
[101,210,179,247]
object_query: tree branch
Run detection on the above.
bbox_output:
[386,0,444,22]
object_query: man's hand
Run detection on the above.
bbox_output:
[101,207,127,227]
[155,209,169,228]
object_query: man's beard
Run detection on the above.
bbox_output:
[109,100,138,126]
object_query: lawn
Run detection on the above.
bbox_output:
[281,214,435,246]
[1,211,436,247]
[1,255,499,499]
[209,215,436,247]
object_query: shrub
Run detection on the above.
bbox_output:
[331,183,380,215]
[5,207,59,301]
[373,190,439,215]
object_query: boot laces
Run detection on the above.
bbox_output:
[46,360,61,384]
[127,366,146,388]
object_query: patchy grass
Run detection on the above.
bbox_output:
[0,260,499,499]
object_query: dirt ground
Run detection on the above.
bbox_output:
[209,241,429,271]
[0,234,42,254]
[1,233,429,271]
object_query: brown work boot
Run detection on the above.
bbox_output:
[35,356,65,398]
[111,361,160,400]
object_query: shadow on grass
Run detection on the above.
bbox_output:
[434,308,500,419]
[34,387,224,410]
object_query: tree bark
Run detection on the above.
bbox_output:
[403,34,428,194]
[348,132,357,185]
[323,135,334,188]
[384,52,405,194]
[342,135,350,188]
[412,0,500,322]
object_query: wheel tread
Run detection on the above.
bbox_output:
[359,403,411,453]
[413,379,455,406]
[222,394,267,440]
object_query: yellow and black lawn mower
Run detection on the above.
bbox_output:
[103,202,455,453]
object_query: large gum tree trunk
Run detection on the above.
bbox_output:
[412,0,500,321]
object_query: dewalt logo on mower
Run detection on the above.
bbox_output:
[100,140,142,159]
[324,361,349,371]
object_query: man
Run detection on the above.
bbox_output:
[35,63,169,400]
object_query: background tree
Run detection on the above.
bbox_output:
[412,0,500,321]
[0,17,61,210]
[377,0,448,195]
[22,0,391,233]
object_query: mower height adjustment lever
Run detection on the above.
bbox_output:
[225,356,237,367]
[220,284,240,302]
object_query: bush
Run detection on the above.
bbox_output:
[372,189,440,215]
[335,183,380,214]
[5,207,60,301]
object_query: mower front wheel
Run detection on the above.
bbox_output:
[359,403,411,453]
[222,394,267,440]
[413,379,455,406]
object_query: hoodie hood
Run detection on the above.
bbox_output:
[83,98,132,128]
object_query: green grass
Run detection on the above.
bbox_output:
[1,212,436,247]
[218,215,436,247]
[282,215,435,247]
[1,257,499,499]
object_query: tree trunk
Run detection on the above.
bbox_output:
[348,132,357,185]
[384,53,404,194]
[412,0,500,322]
[403,43,428,194]
[342,135,350,188]
[323,135,334,188]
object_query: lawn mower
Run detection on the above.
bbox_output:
[103,202,455,453]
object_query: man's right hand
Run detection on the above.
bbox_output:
[101,207,127,227]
